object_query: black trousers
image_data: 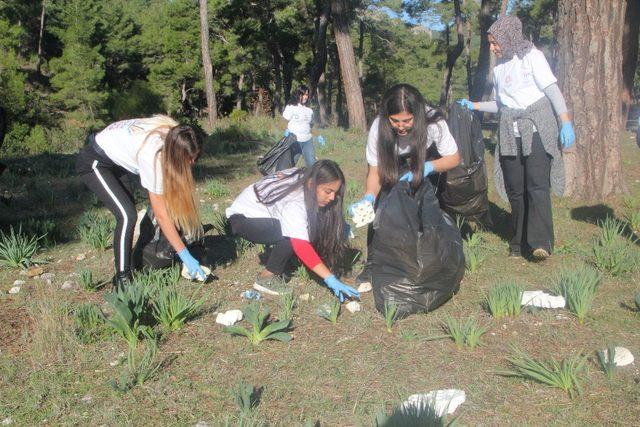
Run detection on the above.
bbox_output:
[499,133,554,254]
[76,137,138,274]
[228,214,293,275]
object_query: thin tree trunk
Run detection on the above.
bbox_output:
[621,0,639,125]
[283,52,294,105]
[464,0,472,96]
[236,73,245,111]
[310,0,331,98]
[199,0,216,132]
[317,71,328,125]
[471,0,494,101]
[439,0,464,109]
[331,0,367,131]
[36,0,46,76]
[358,18,365,81]
[327,61,333,119]
[557,0,627,199]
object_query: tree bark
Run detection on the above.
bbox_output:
[439,0,464,109]
[621,0,639,125]
[464,0,472,96]
[199,0,216,132]
[236,73,245,111]
[317,71,328,125]
[557,0,627,200]
[310,0,331,99]
[36,0,46,76]
[470,0,494,100]
[331,0,367,131]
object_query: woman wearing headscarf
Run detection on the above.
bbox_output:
[458,15,575,260]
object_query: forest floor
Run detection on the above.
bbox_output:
[0,117,639,426]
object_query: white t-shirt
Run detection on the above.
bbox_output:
[283,104,313,142]
[365,108,458,167]
[225,169,309,241]
[493,48,557,135]
[95,119,165,194]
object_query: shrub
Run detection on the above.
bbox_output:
[74,303,107,344]
[211,211,233,236]
[104,283,154,349]
[279,291,296,321]
[112,339,163,392]
[485,281,523,319]
[204,178,230,199]
[375,402,451,427]
[294,264,311,282]
[152,284,206,332]
[439,316,489,349]
[463,233,485,273]
[591,216,636,276]
[78,268,100,292]
[0,225,42,268]
[223,303,291,345]
[384,301,399,333]
[553,264,602,324]
[498,346,587,399]
[597,344,617,381]
[77,210,114,250]
[22,218,59,247]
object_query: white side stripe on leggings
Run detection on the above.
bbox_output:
[91,160,129,272]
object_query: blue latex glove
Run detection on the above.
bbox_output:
[284,129,290,137]
[457,99,474,110]
[348,193,375,216]
[316,135,325,146]
[399,161,434,182]
[323,274,360,302]
[560,121,575,149]
[344,223,354,239]
[177,248,206,280]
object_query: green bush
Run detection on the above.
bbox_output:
[74,303,107,343]
[0,225,42,268]
[77,210,114,250]
[485,281,523,319]
[553,264,601,324]
[25,125,48,154]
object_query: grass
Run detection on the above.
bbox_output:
[211,211,233,236]
[384,301,399,332]
[317,299,341,325]
[485,281,523,319]
[294,264,312,282]
[553,264,602,324]
[76,210,114,250]
[0,225,42,268]
[152,284,206,332]
[596,344,618,381]
[438,316,490,349]
[112,339,163,392]
[375,402,451,427]
[233,380,260,416]
[591,216,637,276]
[279,291,296,321]
[104,283,154,349]
[463,233,485,273]
[203,178,230,198]
[223,303,292,345]
[73,303,107,343]
[77,268,100,291]
[498,346,587,399]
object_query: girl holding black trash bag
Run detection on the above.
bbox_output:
[458,15,576,260]
[281,85,325,167]
[226,160,359,302]
[349,84,461,286]
[75,115,207,289]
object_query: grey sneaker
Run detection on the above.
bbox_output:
[253,273,292,296]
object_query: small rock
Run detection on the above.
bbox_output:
[298,293,314,302]
[61,281,75,290]
[357,282,372,293]
[12,280,25,286]
[195,422,210,427]
[81,395,92,404]
[601,347,635,367]
[39,272,55,281]
[215,309,243,326]
[109,352,126,367]
[8,286,20,294]
[212,203,219,211]
[401,389,466,417]
[76,253,86,261]
[26,266,44,278]
[2,417,13,425]
[345,301,361,313]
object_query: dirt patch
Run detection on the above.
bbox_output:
[0,303,32,354]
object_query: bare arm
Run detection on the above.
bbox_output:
[148,192,185,253]
[431,151,461,172]
[364,165,382,198]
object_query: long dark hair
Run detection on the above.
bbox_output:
[253,160,347,270]
[376,84,444,189]
[290,84,310,106]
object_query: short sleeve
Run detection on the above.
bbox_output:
[282,105,293,121]
[365,117,381,166]
[427,120,458,156]
[529,49,557,90]
[138,139,164,194]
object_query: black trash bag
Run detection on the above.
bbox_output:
[371,180,464,319]
[132,207,203,270]
[438,102,491,226]
[257,134,299,175]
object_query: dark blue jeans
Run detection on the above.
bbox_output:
[294,138,316,167]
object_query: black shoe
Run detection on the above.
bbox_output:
[112,271,132,291]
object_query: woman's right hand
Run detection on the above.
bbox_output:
[177,248,207,280]
[348,193,375,216]
[323,275,360,302]
[457,99,474,110]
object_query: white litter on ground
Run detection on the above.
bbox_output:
[351,201,375,228]
[357,282,372,293]
[181,265,211,282]
[521,291,565,309]
[601,346,634,366]
[215,309,243,326]
[8,286,20,295]
[401,389,466,417]
[345,301,361,313]
[12,280,25,287]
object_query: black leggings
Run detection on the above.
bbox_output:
[228,214,293,275]
[76,138,138,274]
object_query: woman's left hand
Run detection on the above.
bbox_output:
[399,161,434,182]
[560,121,575,149]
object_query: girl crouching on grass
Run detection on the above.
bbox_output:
[75,115,207,289]
[226,160,359,302]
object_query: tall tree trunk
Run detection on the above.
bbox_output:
[36,0,46,76]
[464,0,472,96]
[236,73,245,111]
[317,71,328,125]
[327,62,333,119]
[283,52,294,105]
[439,0,464,109]
[199,0,216,132]
[358,18,365,81]
[331,0,367,131]
[310,0,331,99]
[621,0,639,125]
[470,0,494,100]
[557,0,627,200]
[500,0,508,15]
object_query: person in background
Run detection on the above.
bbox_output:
[458,15,576,260]
[226,160,359,302]
[349,83,461,287]
[75,115,207,289]
[282,85,325,167]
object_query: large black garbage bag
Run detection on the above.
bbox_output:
[371,180,464,319]
[257,134,298,175]
[438,102,491,226]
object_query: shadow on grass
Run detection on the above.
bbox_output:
[488,201,511,243]
[571,204,640,247]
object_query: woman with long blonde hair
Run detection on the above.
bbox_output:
[76,115,206,289]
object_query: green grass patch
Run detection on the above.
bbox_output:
[485,281,523,319]
[223,303,291,345]
[553,264,602,324]
[0,225,42,268]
